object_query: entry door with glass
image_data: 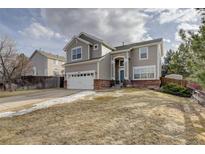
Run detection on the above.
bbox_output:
[119,68,124,82]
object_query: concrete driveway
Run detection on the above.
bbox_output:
[0,89,81,112]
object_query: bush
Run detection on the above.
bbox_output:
[161,83,192,97]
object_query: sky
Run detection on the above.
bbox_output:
[0,8,202,57]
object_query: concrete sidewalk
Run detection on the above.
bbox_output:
[0,89,80,112]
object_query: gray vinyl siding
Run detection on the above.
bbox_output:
[99,54,111,80]
[66,38,89,63]
[90,44,102,59]
[129,45,158,80]
[65,62,97,73]
[30,52,48,76]
[79,34,102,59]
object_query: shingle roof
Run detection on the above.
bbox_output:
[31,50,65,61]
[79,32,115,50]
[64,56,102,65]
[114,38,163,51]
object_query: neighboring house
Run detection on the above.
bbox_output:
[64,32,164,90]
[29,50,65,76]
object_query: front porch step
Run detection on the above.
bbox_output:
[112,83,123,89]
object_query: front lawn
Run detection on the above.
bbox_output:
[0,88,205,144]
[0,89,43,98]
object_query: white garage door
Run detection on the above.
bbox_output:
[67,70,95,89]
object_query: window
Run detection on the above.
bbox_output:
[139,47,148,60]
[71,47,82,60]
[119,60,124,67]
[93,44,98,50]
[133,65,155,80]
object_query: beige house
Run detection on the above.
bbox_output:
[64,32,164,90]
[29,50,65,76]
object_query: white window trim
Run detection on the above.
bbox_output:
[133,65,156,80]
[71,46,82,61]
[66,70,96,78]
[139,47,148,60]
[93,44,99,50]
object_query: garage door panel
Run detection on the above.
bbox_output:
[67,71,95,90]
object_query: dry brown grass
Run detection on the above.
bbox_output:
[0,89,43,98]
[0,88,205,145]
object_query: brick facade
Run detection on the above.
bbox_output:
[131,80,161,89]
[94,79,112,90]
[65,79,160,90]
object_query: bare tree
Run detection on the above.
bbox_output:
[0,36,32,91]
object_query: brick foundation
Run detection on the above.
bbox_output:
[131,80,161,89]
[94,79,161,90]
[94,79,112,90]
[64,80,67,89]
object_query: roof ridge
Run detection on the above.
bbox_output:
[115,38,163,48]
[79,32,103,42]
[36,50,65,61]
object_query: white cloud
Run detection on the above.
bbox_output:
[177,22,199,31]
[41,9,152,46]
[175,22,199,42]
[19,22,63,40]
[143,8,166,14]
[163,38,171,43]
[171,43,180,50]
[158,9,199,24]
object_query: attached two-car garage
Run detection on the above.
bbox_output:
[64,54,111,90]
[66,70,95,89]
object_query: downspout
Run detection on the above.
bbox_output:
[97,61,100,79]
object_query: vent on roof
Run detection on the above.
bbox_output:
[122,42,125,46]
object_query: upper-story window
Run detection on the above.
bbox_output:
[139,47,148,60]
[71,47,82,61]
[93,44,98,50]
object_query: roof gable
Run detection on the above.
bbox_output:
[78,32,115,50]
[63,36,91,51]
[30,50,65,61]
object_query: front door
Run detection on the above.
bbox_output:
[119,69,124,82]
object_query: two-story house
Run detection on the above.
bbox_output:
[64,32,164,90]
[29,50,65,76]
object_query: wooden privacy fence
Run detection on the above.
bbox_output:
[20,76,64,89]
[160,77,205,105]
[160,77,188,87]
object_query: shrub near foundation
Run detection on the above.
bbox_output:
[161,83,192,97]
